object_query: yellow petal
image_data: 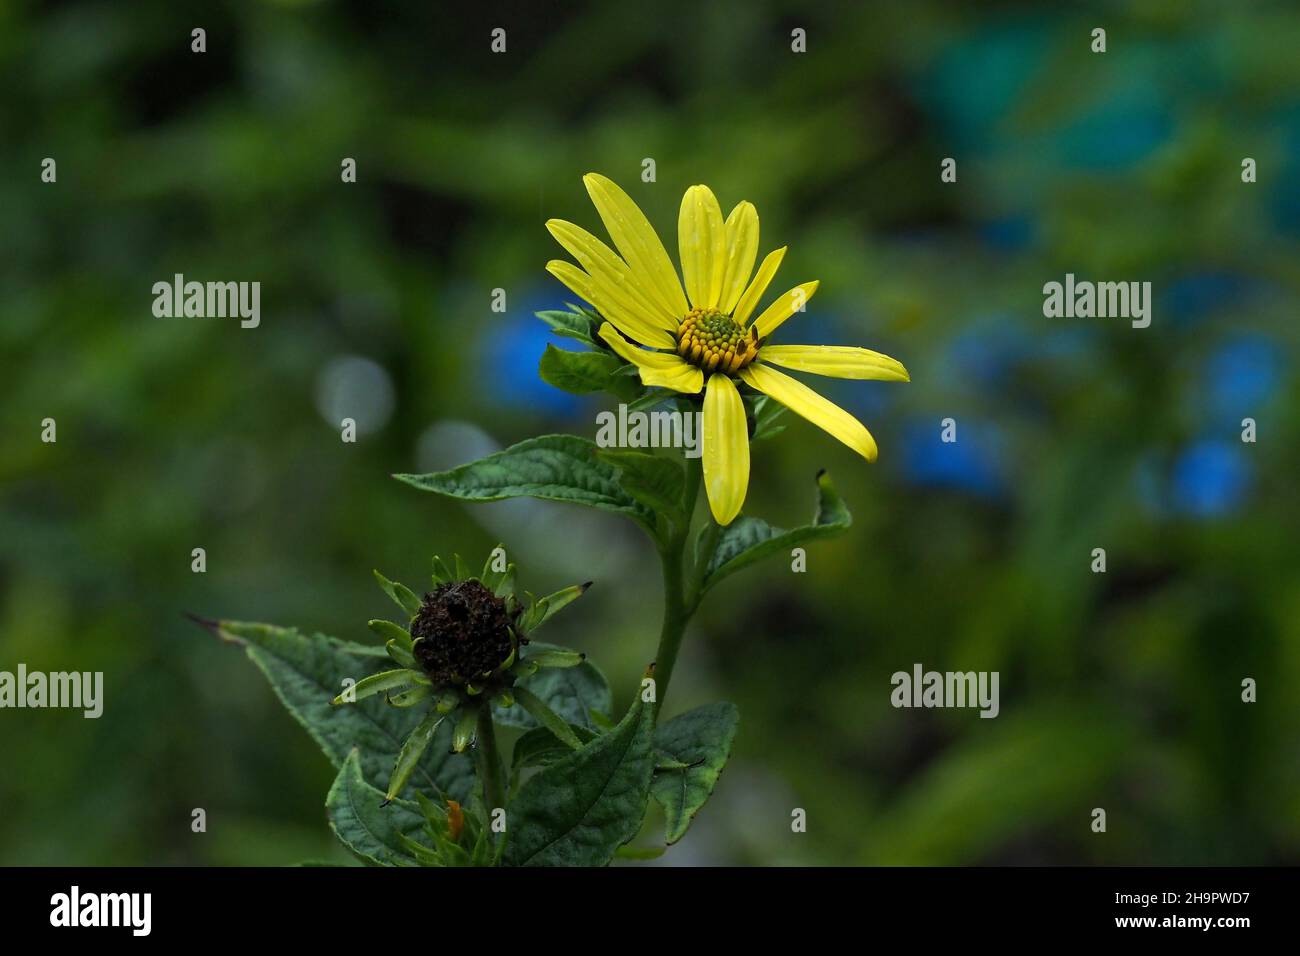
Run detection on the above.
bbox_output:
[546,219,678,332]
[718,202,759,315]
[598,322,703,394]
[678,185,727,310]
[732,246,786,325]
[740,362,878,462]
[702,373,749,525]
[759,345,909,381]
[546,261,676,348]
[583,173,689,319]
[750,280,820,339]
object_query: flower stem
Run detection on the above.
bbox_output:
[651,456,703,715]
[475,703,505,811]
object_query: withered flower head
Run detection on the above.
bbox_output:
[410,579,517,685]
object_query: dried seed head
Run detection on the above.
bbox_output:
[411,580,515,685]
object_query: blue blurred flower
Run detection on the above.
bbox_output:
[480,287,584,417]
[1201,333,1284,426]
[1170,439,1251,518]
[898,417,1009,498]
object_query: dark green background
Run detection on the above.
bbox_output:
[2,0,1298,865]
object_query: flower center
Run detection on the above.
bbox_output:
[410,580,515,685]
[676,308,759,374]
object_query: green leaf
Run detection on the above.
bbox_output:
[504,688,657,866]
[749,394,789,442]
[539,344,641,400]
[493,563,517,599]
[327,750,426,866]
[536,307,599,347]
[395,434,655,533]
[597,449,687,524]
[510,724,600,770]
[387,711,445,800]
[331,667,421,705]
[387,684,434,708]
[518,582,591,633]
[480,546,507,590]
[211,620,474,802]
[384,639,416,669]
[452,708,479,752]
[493,642,612,731]
[514,687,584,750]
[367,619,412,647]
[432,555,456,586]
[650,703,739,844]
[373,571,422,619]
[519,646,585,668]
[699,470,851,594]
[625,388,674,412]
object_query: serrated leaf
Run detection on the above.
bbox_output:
[597,449,686,524]
[326,750,426,866]
[650,702,739,844]
[504,689,656,866]
[395,434,655,534]
[539,344,641,400]
[212,620,474,802]
[699,470,851,594]
[492,642,611,731]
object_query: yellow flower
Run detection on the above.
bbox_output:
[546,174,908,526]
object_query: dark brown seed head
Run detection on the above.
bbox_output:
[410,580,515,685]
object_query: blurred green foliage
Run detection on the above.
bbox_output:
[2,0,1298,865]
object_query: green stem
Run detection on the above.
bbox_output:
[475,703,505,810]
[687,517,722,612]
[651,457,703,715]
